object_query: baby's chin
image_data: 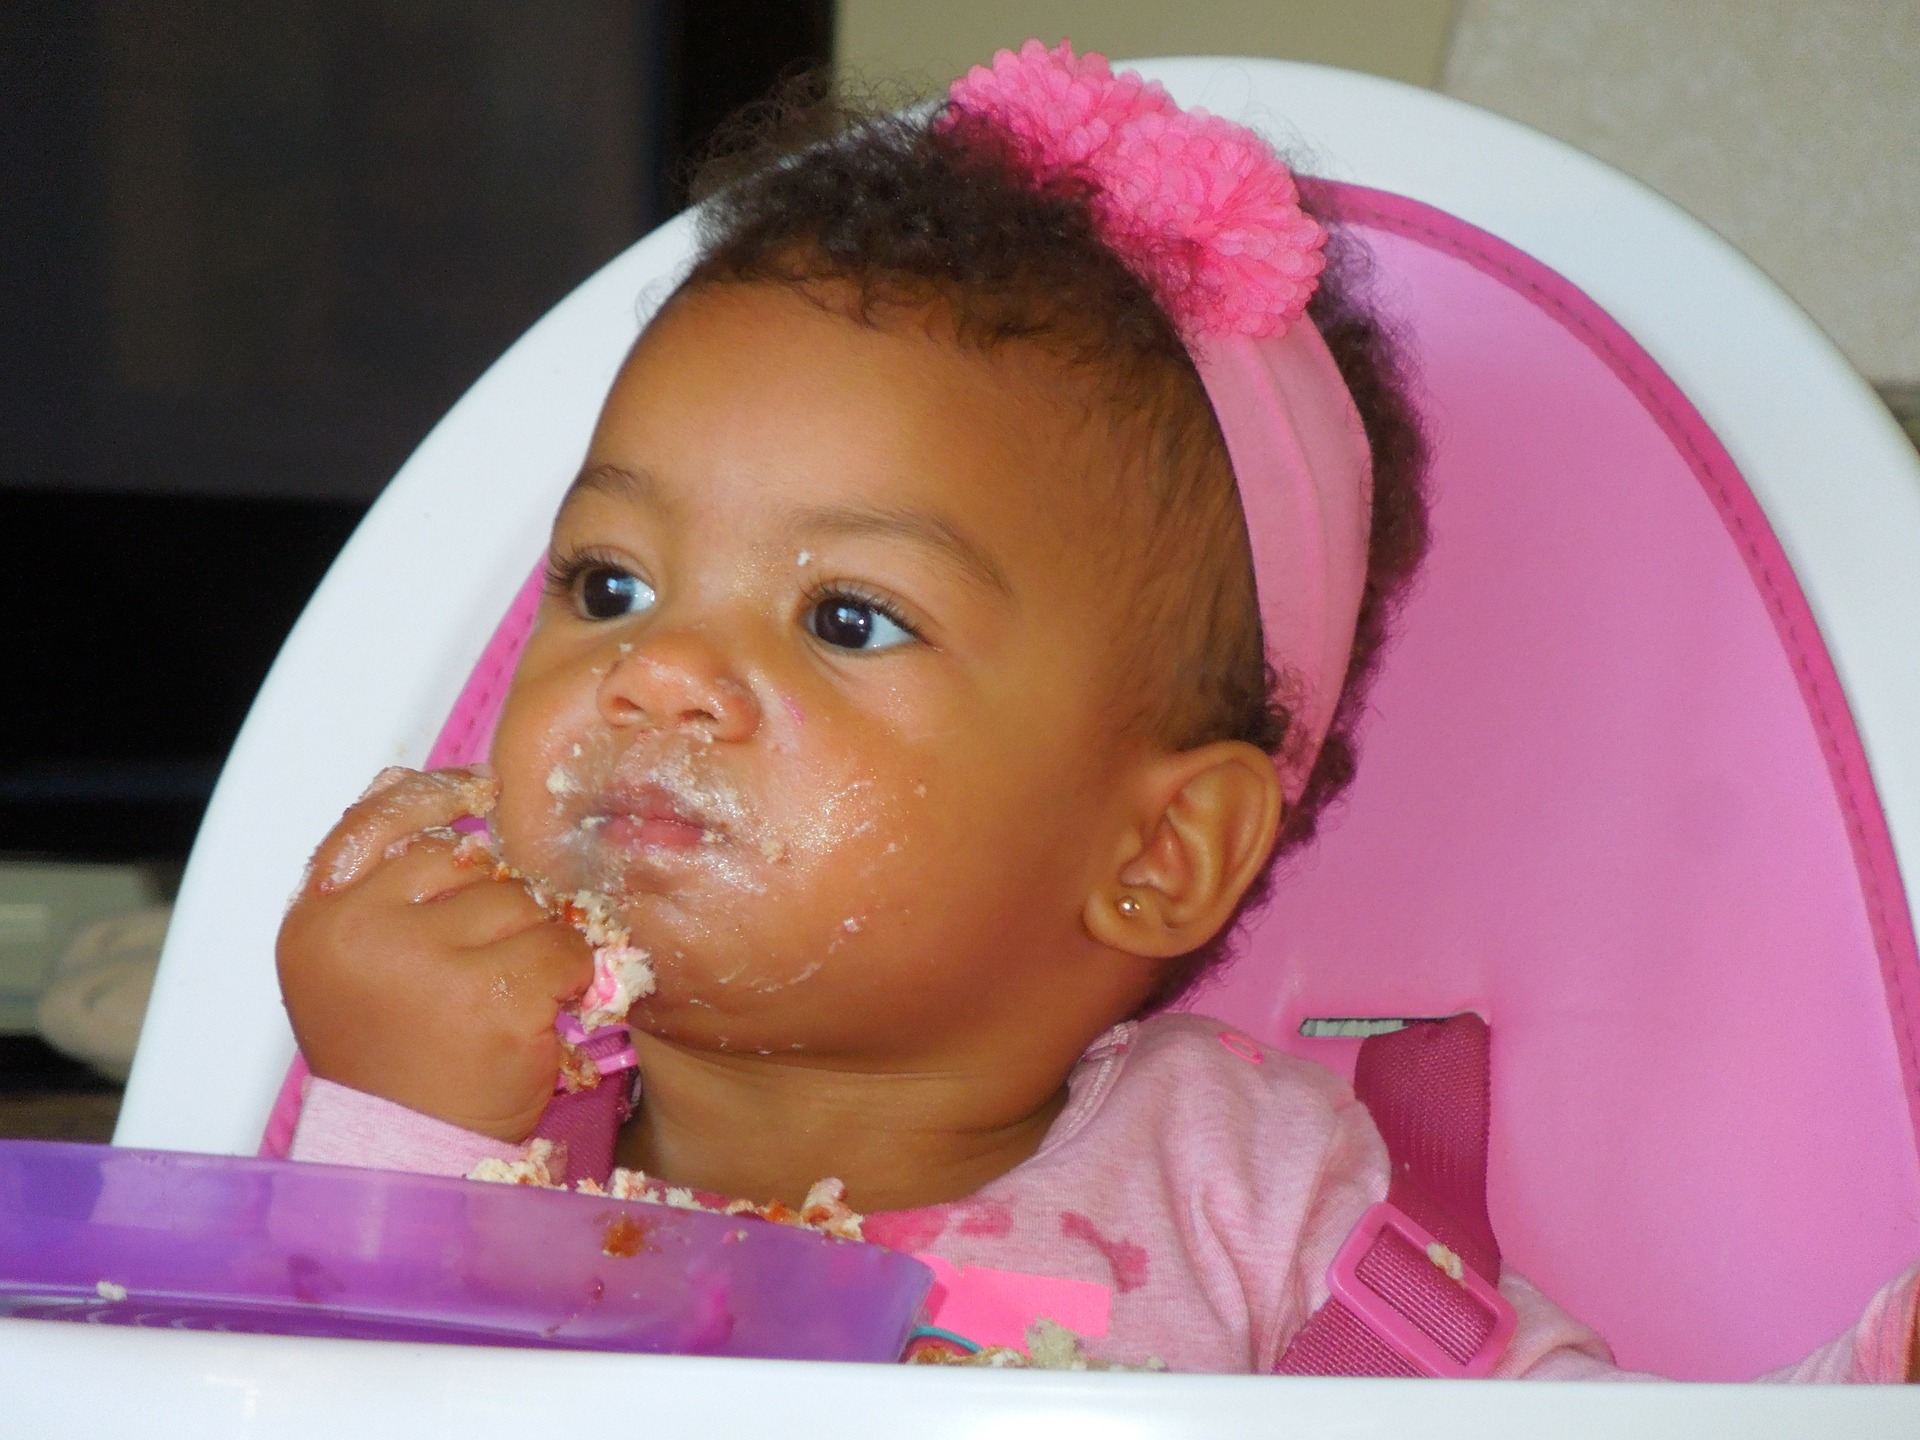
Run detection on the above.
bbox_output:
[621,961,835,1057]
[567,880,828,993]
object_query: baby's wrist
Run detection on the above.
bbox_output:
[374,1083,549,1146]
[446,1100,549,1147]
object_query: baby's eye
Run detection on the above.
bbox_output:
[574,564,656,621]
[807,595,914,651]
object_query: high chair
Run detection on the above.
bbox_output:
[15,56,1917,1436]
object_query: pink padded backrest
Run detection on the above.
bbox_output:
[362,184,1920,1381]
[1201,187,1920,1378]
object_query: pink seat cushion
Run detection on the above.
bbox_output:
[1197,187,1920,1378]
[367,183,1920,1380]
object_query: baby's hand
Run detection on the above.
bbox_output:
[277,767,594,1143]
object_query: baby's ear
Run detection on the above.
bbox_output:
[1084,740,1283,960]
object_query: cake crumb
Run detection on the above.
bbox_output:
[554,1039,603,1094]
[607,1168,650,1202]
[909,1318,1164,1371]
[468,1138,568,1189]
[597,1169,864,1240]
[94,1280,127,1303]
[799,1177,864,1241]
[1426,1241,1466,1284]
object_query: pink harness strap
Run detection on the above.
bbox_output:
[1275,1014,1516,1377]
[1356,1014,1501,1280]
[532,1026,638,1186]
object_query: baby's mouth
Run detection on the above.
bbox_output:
[592,781,726,851]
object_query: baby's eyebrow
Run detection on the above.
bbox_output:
[563,462,672,514]
[789,503,1013,599]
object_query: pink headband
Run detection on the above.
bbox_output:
[947,41,1374,802]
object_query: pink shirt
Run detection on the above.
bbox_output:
[290,1012,1918,1379]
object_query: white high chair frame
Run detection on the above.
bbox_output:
[11,59,1916,1436]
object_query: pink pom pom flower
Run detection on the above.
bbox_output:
[946,40,1326,339]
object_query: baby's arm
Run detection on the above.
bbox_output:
[1497,1262,1920,1383]
[277,767,594,1144]
[1750,1262,1920,1384]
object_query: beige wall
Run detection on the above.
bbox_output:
[836,1,1459,93]
[1445,0,1920,384]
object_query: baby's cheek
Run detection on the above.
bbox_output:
[807,782,942,926]
[483,727,552,853]
[783,769,918,886]
[488,683,609,856]
[485,693,549,814]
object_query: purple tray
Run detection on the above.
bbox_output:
[0,1140,930,1361]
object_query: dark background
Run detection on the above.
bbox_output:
[2,0,834,865]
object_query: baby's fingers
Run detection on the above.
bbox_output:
[431,872,581,951]
[307,766,498,896]
[359,836,496,908]
[484,922,598,1010]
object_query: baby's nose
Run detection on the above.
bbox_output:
[597,634,761,742]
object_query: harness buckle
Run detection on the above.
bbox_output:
[1324,1201,1517,1378]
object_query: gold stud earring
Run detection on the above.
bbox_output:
[1116,895,1143,917]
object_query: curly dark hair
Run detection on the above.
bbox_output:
[676,90,1429,1010]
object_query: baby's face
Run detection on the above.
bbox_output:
[490,282,1153,1059]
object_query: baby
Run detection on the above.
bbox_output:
[275,43,1920,1378]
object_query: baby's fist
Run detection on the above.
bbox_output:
[277,767,594,1142]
